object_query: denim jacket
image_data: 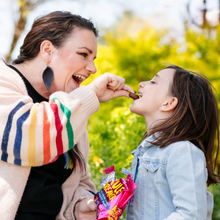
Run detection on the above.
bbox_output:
[123,135,213,220]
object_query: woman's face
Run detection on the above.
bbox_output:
[50,28,97,93]
[130,68,175,118]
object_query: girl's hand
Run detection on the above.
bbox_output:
[88,73,134,102]
[74,198,97,220]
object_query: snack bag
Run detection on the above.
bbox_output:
[100,166,117,187]
[95,166,136,220]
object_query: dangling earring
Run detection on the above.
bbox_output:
[42,64,54,90]
[159,107,162,110]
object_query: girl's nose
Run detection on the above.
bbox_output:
[139,81,147,88]
[85,61,97,74]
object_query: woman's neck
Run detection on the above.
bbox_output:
[13,59,51,99]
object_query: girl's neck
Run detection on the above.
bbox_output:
[144,111,173,134]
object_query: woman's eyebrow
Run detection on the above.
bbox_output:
[78,47,92,54]
[78,46,97,59]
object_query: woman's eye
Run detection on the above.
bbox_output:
[79,53,88,58]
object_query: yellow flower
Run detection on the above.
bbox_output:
[92,156,104,167]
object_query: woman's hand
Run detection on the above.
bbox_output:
[88,73,134,102]
[74,198,97,220]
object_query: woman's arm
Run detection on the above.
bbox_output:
[0,60,100,166]
[56,130,97,220]
[165,141,208,220]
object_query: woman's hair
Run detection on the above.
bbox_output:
[145,65,219,186]
[13,11,98,65]
[13,11,99,171]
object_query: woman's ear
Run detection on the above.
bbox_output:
[160,97,178,112]
[40,40,54,63]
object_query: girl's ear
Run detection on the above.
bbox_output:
[160,97,178,112]
[40,40,54,63]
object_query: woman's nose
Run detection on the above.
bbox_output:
[85,61,97,74]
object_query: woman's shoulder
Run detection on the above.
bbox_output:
[0,59,27,94]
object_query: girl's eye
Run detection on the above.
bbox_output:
[79,53,88,58]
[150,81,155,84]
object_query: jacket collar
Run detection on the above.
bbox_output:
[131,133,158,155]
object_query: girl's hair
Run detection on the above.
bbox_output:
[13,11,98,64]
[145,65,219,186]
[13,11,98,171]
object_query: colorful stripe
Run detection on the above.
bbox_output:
[50,102,64,156]
[28,104,38,166]
[64,152,68,168]
[64,151,73,169]
[1,101,25,162]
[52,98,74,150]
[52,98,77,169]
[1,98,76,167]
[42,103,51,164]
[14,110,30,165]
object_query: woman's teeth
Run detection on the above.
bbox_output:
[73,75,86,81]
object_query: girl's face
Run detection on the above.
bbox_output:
[50,28,97,93]
[130,68,176,120]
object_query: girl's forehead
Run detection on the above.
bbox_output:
[156,69,175,81]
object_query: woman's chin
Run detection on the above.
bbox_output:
[65,81,79,93]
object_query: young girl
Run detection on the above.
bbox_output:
[123,65,219,220]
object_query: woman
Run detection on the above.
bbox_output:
[0,11,133,220]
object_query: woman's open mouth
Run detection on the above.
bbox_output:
[72,74,86,85]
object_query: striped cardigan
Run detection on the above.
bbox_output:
[0,59,99,219]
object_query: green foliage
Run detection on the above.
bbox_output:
[85,14,220,219]
[88,100,145,191]
[209,184,220,219]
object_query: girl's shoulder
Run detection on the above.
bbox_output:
[166,140,206,162]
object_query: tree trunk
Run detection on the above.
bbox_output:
[5,13,26,63]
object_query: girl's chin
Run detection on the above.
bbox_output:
[130,106,144,116]
[130,106,138,114]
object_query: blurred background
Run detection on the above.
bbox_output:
[0,0,219,219]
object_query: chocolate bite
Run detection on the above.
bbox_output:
[129,92,139,100]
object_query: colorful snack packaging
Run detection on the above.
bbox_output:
[100,166,117,187]
[95,166,136,220]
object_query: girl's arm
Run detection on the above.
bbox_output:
[165,141,209,220]
[0,62,100,167]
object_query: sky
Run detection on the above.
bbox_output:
[0,0,219,59]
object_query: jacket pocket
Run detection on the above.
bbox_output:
[140,157,159,172]
[139,157,159,188]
